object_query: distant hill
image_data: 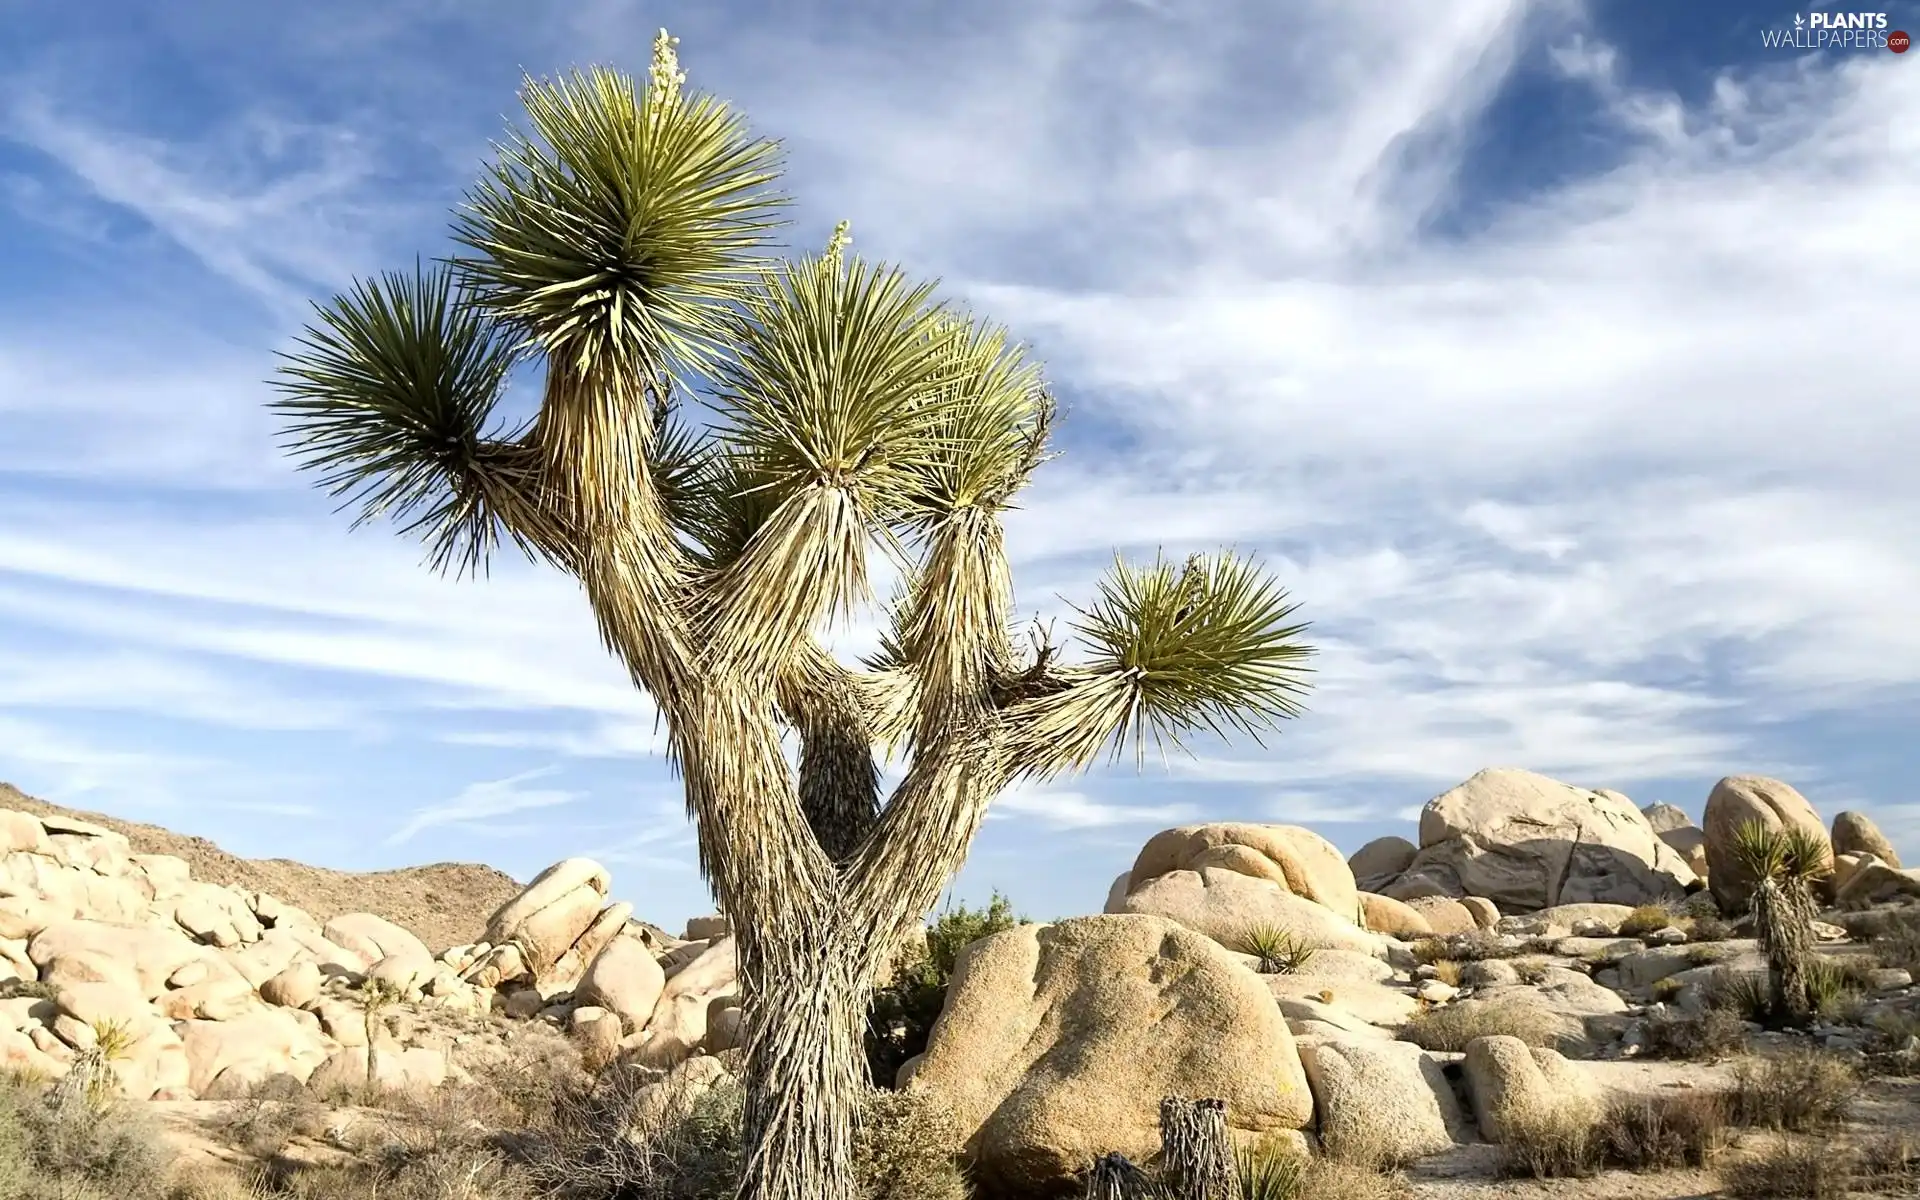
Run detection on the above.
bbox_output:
[0,781,522,953]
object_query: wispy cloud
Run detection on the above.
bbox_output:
[989,787,1201,831]
[386,767,582,846]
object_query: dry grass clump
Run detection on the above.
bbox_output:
[1410,931,1532,964]
[1233,1143,1406,1200]
[1719,1135,1849,1200]
[1685,915,1737,942]
[0,1069,201,1200]
[1426,960,1463,988]
[1600,1092,1729,1170]
[1864,906,1920,973]
[1399,1000,1567,1053]
[1496,1092,1728,1180]
[1727,1048,1860,1131]
[1639,1005,1749,1060]
[1618,905,1676,938]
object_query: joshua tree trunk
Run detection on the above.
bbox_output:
[1751,876,1814,1021]
[271,34,1314,1200]
[1158,1097,1235,1200]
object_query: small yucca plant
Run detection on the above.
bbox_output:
[1238,925,1316,975]
[1731,821,1831,1023]
[1235,1144,1306,1200]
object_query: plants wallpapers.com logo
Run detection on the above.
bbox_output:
[1761,11,1910,51]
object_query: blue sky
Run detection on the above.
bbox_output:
[1,0,1915,933]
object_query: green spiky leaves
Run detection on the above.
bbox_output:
[1731,820,1833,885]
[1076,551,1316,758]
[453,63,784,382]
[270,264,529,574]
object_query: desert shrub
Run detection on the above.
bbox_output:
[1495,1103,1601,1179]
[1705,969,1773,1020]
[1618,905,1675,938]
[0,978,57,1001]
[1640,1006,1749,1060]
[1802,956,1875,1020]
[1864,1008,1920,1076]
[1727,1049,1860,1131]
[866,892,1023,1086]
[0,1071,181,1200]
[1426,960,1462,988]
[1230,1145,1403,1200]
[1686,941,1744,967]
[514,1069,966,1200]
[1650,977,1683,1003]
[1409,932,1527,965]
[851,1089,970,1200]
[1857,1132,1920,1185]
[1719,1134,1848,1200]
[1399,1000,1566,1053]
[1511,958,1553,986]
[1867,907,1920,972]
[1686,915,1736,942]
[1238,925,1317,975]
[1598,1092,1728,1170]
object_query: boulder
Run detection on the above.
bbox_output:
[1116,869,1384,956]
[549,902,633,987]
[1359,892,1432,939]
[1403,896,1478,936]
[1832,811,1900,869]
[1462,1035,1600,1143]
[577,933,667,1035]
[168,881,265,948]
[1386,769,1694,912]
[627,937,735,1068]
[1264,975,1418,1029]
[684,914,729,941]
[179,1007,335,1096]
[1348,836,1418,892]
[260,962,324,1010]
[1102,872,1132,915]
[1836,857,1920,909]
[28,920,209,998]
[307,1040,447,1095]
[1460,897,1501,928]
[1703,776,1829,912]
[323,914,430,970]
[1297,1037,1469,1162]
[1641,803,1692,834]
[0,810,52,856]
[483,858,611,982]
[1496,903,1636,938]
[907,914,1312,1196]
[1128,823,1362,918]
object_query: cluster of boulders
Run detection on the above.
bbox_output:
[0,810,741,1101]
[887,768,1920,1194]
[6,764,1917,1197]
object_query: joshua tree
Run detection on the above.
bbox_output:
[270,32,1314,1200]
[1730,820,1831,1021]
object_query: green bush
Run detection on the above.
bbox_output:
[866,892,1024,1086]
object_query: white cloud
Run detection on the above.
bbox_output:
[0,0,1915,924]
[989,786,1201,831]
[386,767,581,846]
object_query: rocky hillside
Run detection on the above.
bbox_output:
[0,782,521,954]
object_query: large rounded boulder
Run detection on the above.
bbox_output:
[1383,769,1694,913]
[908,914,1312,1196]
[1703,776,1829,912]
[1832,811,1900,869]
[1108,824,1381,955]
